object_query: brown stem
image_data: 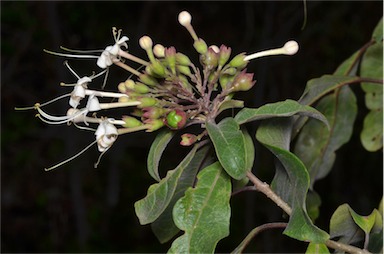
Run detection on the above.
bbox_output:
[246,171,371,254]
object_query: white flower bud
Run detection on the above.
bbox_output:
[178,11,192,26]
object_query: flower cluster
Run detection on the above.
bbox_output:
[17,11,298,171]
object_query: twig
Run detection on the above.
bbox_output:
[231,222,288,253]
[246,171,371,254]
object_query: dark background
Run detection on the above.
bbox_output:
[1,1,382,253]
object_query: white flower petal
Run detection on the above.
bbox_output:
[86,95,101,112]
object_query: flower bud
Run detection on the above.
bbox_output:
[139,35,153,50]
[142,107,165,119]
[231,70,256,92]
[124,79,136,90]
[123,116,143,128]
[193,38,208,54]
[203,47,219,69]
[165,109,187,129]
[176,65,192,76]
[229,53,248,69]
[165,47,177,73]
[139,73,158,86]
[219,74,234,90]
[118,82,127,93]
[134,82,150,94]
[137,97,158,108]
[144,118,165,132]
[180,133,197,146]
[218,45,232,67]
[153,44,165,58]
[176,52,192,66]
[149,60,166,78]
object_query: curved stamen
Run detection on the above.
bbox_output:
[44,140,98,171]
[15,94,72,111]
[44,49,99,59]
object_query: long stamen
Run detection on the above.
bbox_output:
[60,46,104,54]
[44,140,98,171]
[43,49,99,59]
[64,61,81,79]
[244,40,299,61]
[15,94,72,111]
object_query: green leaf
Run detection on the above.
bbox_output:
[306,190,321,222]
[294,86,357,188]
[305,242,330,254]
[256,118,329,243]
[206,118,249,180]
[168,162,231,253]
[350,209,380,235]
[299,75,360,106]
[361,41,383,87]
[147,129,175,181]
[242,127,255,171]
[330,204,364,244]
[372,17,383,42]
[235,99,328,127]
[334,50,360,76]
[361,110,383,152]
[135,144,199,225]
[151,146,211,243]
[217,99,244,115]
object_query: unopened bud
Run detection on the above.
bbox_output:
[139,35,153,50]
[137,97,158,108]
[134,82,150,94]
[153,44,165,58]
[176,53,192,66]
[123,116,143,128]
[203,47,219,69]
[139,73,158,86]
[218,45,232,67]
[165,47,177,73]
[149,60,166,78]
[231,71,256,92]
[142,107,165,119]
[144,118,165,132]
[176,65,192,76]
[180,133,198,146]
[178,11,192,27]
[193,38,208,54]
[229,53,248,68]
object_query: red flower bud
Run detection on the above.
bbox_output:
[165,109,187,129]
[180,133,198,146]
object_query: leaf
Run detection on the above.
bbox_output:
[299,75,360,106]
[305,242,330,254]
[151,146,211,243]
[360,41,383,88]
[294,86,357,188]
[256,118,329,243]
[135,144,199,225]
[306,190,321,222]
[361,110,383,152]
[147,129,175,181]
[206,117,249,180]
[235,99,328,127]
[217,99,244,115]
[330,204,364,244]
[168,162,231,254]
[372,17,383,42]
[334,50,360,76]
[349,209,379,234]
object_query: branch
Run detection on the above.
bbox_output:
[231,222,288,254]
[246,171,371,254]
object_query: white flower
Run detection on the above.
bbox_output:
[97,28,129,68]
[95,120,119,152]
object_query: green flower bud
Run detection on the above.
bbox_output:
[223,67,238,75]
[176,52,191,66]
[219,74,234,90]
[139,73,158,86]
[134,82,150,94]
[176,65,192,76]
[123,116,143,128]
[218,45,232,67]
[150,60,166,78]
[124,79,136,90]
[165,109,187,129]
[144,118,165,132]
[193,38,208,54]
[137,97,158,108]
[229,53,248,69]
[165,47,177,73]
